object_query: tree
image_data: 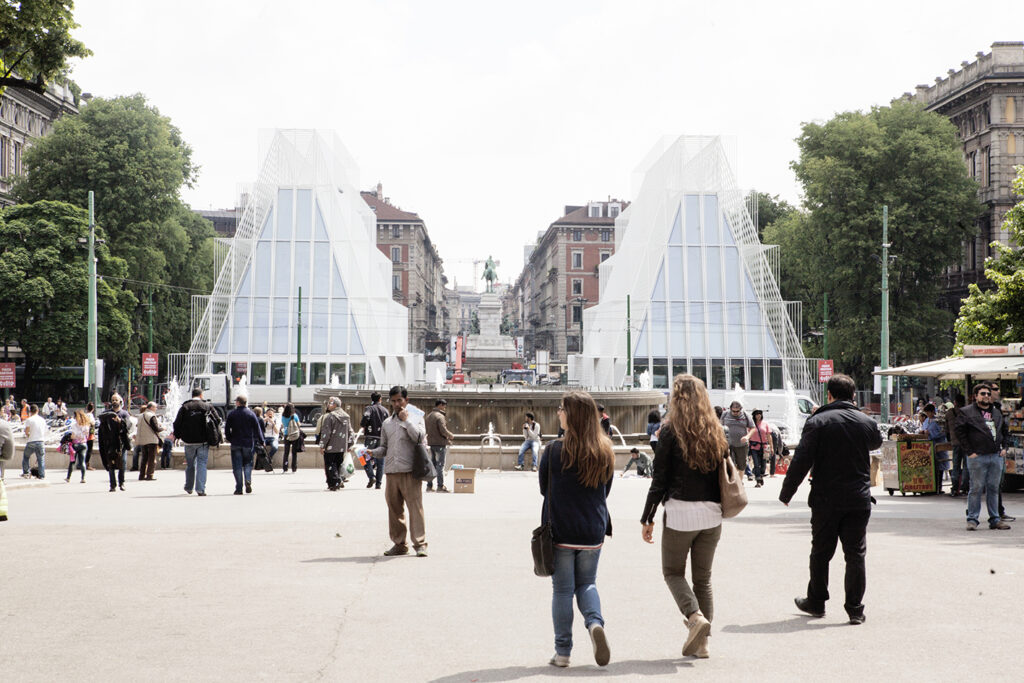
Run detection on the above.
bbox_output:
[747,190,796,241]
[764,100,983,384]
[0,201,133,395]
[0,1,90,95]
[13,94,215,385]
[954,166,1024,348]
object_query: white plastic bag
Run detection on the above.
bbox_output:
[342,449,355,476]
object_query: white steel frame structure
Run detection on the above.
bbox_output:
[577,136,812,392]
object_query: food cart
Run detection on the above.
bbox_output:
[882,437,946,496]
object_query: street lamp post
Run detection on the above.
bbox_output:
[87,191,99,411]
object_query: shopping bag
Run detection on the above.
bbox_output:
[342,450,355,476]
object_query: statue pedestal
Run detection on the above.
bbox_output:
[464,293,520,373]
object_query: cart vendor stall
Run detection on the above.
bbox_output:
[881,436,952,496]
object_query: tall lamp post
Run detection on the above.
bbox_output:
[78,192,101,411]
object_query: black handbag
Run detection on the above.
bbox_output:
[412,440,436,482]
[531,450,554,577]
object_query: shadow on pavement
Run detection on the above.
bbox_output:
[720,616,849,634]
[302,556,384,564]
[428,658,688,682]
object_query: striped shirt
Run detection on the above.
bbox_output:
[664,499,722,532]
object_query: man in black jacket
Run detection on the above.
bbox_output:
[172,388,221,497]
[780,374,882,625]
[953,384,1011,531]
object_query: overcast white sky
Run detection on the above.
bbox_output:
[70,0,1017,291]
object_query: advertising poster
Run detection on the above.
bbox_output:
[142,353,159,376]
[898,440,935,493]
[0,363,15,388]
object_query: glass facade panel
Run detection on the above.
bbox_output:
[314,202,329,242]
[331,299,349,354]
[706,303,724,355]
[706,246,722,300]
[310,362,327,385]
[711,359,726,390]
[211,361,227,375]
[312,246,330,298]
[349,363,366,384]
[704,195,720,243]
[750,359,765,391]
[669,302,686,357]
[691,358,707,386]
[270,363,287,385]
[214,324,228,354]
[745,303,764,356]
[722,216,735,245]
[743,270,757,301]
[276,189,293,239]
[251,298,269,354]
[293,241,311,299]
[730,360,745,390]
[671,360,687,380]
[685,194,701,244]
[250,362,267,385]
[290,362,307,385]
[231,362,248,383]
[687,247,703,299]
[258,211,274,239]
[668,247,684,300]
[634,315,648,357]
[724,247,740,300]
[652,359,669,389]
[274,242,291,296]
[727,303,744,357]
[350,315,365,354]
[295,189,312,240]
[297,291,310,355]
[231,298,249,354]
[237,264,253,297]
[668,206,683,245]
[650,302,667,356]
[632,358,649,385]
[332,259,347,298]
[769,359,784,389]
[311,298,328,354]
[651,265,666,301]
[688,303,706,356]
[272,298,289,353]
[254,242,272,296]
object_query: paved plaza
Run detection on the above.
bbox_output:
[2,468,1022,681]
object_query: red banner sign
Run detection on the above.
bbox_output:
[0,363,15,388]
[817,360,834,383]
[141,353,159,377]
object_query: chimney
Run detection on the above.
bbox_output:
[376,182,383,198]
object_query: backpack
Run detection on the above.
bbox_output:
[205,410,223,447]
[284,416,301,442]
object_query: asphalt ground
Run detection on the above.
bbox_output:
[2,468,1022,682]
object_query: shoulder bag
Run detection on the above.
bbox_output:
[531,448,555,577]
[412,432,436,482]
[719,454,748,518]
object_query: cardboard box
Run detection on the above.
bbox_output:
[453,468,477,493]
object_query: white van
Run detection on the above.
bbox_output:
[706,389,818,443]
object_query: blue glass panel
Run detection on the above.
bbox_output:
[350,315,364,354]
[295,189,312,240]
[214,323,228,354]
[651,302,667,356]
[237,263,253,297]
[651,263,666,301]
[296,291,310,355]
[231,298,249,354]
[685,194,701,244]
[765,327,781,359]
[688,303,706,356]
[251,298,269,354]
[274,242,291,297]
[259,211,274,239]
[727,303,744,357]
[745,303,764,356]
[276,189,293,240]
[330,298,348,354]
[332,259,347,298]
[272,298,289,353]
[668,205,682,245]
[724,247,740,300]
[668,247,683,300]
[633,315,648,357]
[669,302,686,357]
[311,298,328,354]
[704,195,720,243]
[254,242,271,296]
[743,270,757,301]
[314,201,329,242]
[706,303,725,355]
[706,247,722,300]
[687,247,704,300]
[313,245,330,298]
[722,216,736,245]
[293,241,311,297]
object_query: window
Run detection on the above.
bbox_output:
[231,362,248,383]
[250,362,267,385]
[567,336,580,353]
[392,225,401,238]
[211,361,227,375]
[588,204,602,218]
[571,279,583,295]
[329,363,347,384]
[600,251,611,263]
[608,204,620,218]
[310,362,327,385]
[573,229,582,242]
[601,229,611,242]
[290,362,307,385]
[571,251,583,269]
[391,246,401,263]
[270,363,287,385]
[572,305,582,324]
[349,362,367,384]
[392,273,402,292]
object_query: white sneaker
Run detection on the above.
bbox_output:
[683,612,711,656]
[589,623,610,666]
[548,654,569,667]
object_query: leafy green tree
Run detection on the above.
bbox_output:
[747,190,796,241]
[954,166,1024,348]
[13,94,215,384]
[0,201,133,394]
[0,1,90,95]
[765,100,983,384]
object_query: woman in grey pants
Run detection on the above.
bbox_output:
[640,374,727,659]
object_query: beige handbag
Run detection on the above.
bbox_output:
[719,455,748,518]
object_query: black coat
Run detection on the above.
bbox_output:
[538,440,613,546]
[779,401,882,510]
[641,426,722,524]
[953,403,1010,455]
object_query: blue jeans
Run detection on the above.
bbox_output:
[184,444,209,494]
[230,445,254,493]
[161,438,173,468]
[950,446,969,493]
[264,439,279,470]
[68,443,86,480]
[967,453,1003,526]
[750,448,765,483]
[427,446,447,488]
[22,441,46,478]
[518,440,540,468]
[551,546,604,657]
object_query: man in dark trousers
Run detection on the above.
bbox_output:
[224,395,266,495]
[780,374,882,625]
[954,384,1012,531]
[360,392,389,490]
[424,399,454,492]
[320,397,355,491]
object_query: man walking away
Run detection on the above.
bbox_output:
[425,399,454,491]
[516,412,542,472]
[945,396,968,497]
[21,405,47,479]
[720,401,753,478]
[370,386,429,557]
[780,374,882,625]
[98,397,132,492]
[985,382,1014,523]
[954,384,1011,531]
[173,388,219,497]
[136,402,162,481]
[320,397,355,491]
[224,395,265,495]
[360,392,389,490]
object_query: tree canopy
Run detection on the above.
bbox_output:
[954,166,1024,348]
[747,190,796,241]
[0,1,90,95]
[765,100,982,384]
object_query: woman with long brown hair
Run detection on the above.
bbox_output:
[539,390,615,668]
[641,374,727,659]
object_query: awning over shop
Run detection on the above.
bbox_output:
[874,355,1024,380]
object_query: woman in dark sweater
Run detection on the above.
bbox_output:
[539,390,615,669]
[641,374,727,659]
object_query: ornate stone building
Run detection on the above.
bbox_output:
[0,82,81,206]
[902,41,1024,310]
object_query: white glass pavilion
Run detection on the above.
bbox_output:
[174,129,417,387]
[577,136,811,392]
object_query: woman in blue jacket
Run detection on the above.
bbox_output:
[539,390,615,668]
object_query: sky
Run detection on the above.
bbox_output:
[69,0,1018,291]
